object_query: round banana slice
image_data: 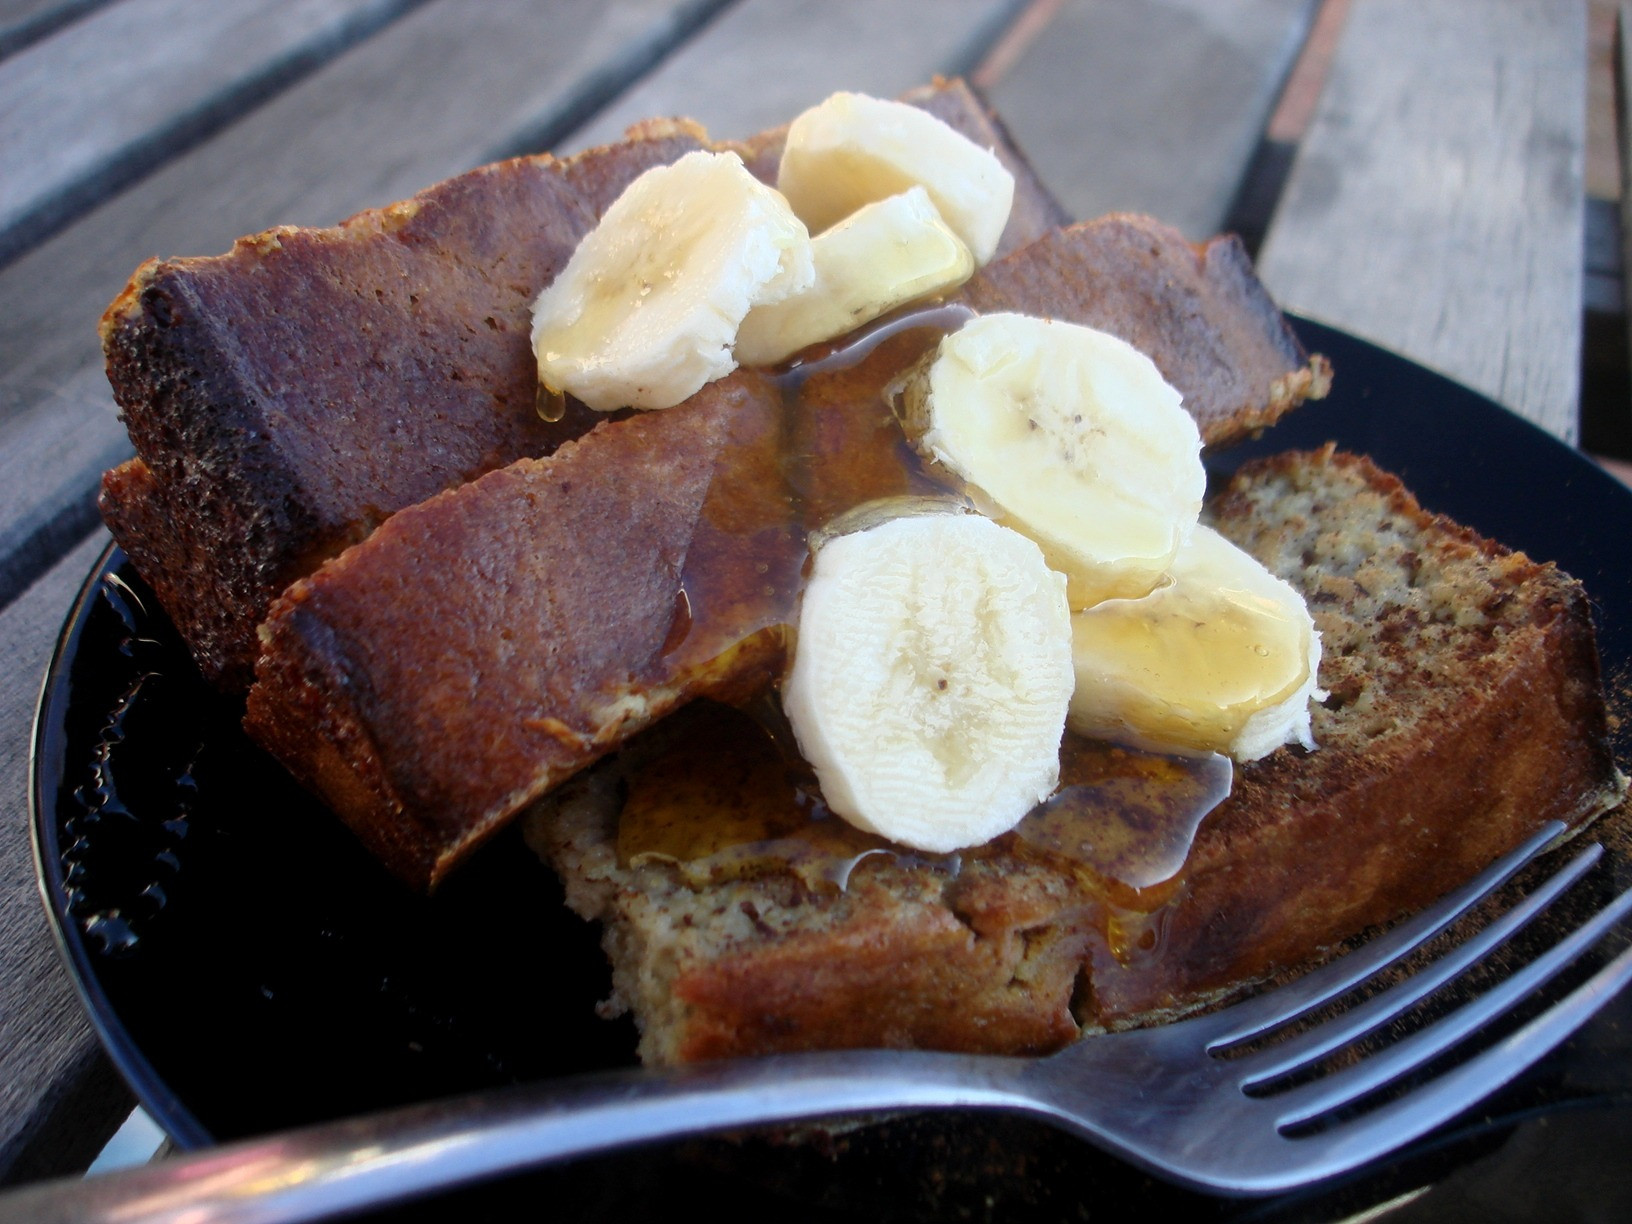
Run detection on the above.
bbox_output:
[782,511,1073,854]
[734,186,974,367]
[777,92,1015,264]
[1068,525,1324,761]
[901,312,1205,608]
[530,150,813,411]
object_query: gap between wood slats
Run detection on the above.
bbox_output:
[0,0,108,61]
[0,0,438,272]
[1221,0,1349,256]
[972,0,1324,242]
[557,0,1028,151]
[483,0,736,163]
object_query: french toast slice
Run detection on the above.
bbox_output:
[99,143,635,693]
[244,214,1333,891]
[520,448,1625,1063]
[249,373,793,889]
[100,80,1065,692]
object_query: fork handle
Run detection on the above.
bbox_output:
[0,1051,1028,1224]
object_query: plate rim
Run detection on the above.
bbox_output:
[29,536,215,1149]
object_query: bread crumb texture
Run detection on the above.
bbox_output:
[1210,445,1561,749]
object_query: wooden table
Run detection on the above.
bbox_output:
[0,0,1609,1209]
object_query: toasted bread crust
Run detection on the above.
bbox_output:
[524,449,1624,1063]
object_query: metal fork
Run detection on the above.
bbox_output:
[9,820,1632,1223]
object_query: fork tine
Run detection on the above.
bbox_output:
[1270,881,1632,1130]
[1202,821,1567,1049]
[1235,842,1603,1087]
[1190,939,1632,1196]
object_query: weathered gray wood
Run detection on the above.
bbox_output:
[1616,5,1632,400]
[0,0,723,612]
[0,0,424,267]
[0,0,104,61]
[1256,0,1586,442]
[562,0,1026,151]
[0,530,131,1184]
[982,0,1321,238]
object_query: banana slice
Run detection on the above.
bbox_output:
[900,312,1204,608]
[734,187,974,367]
[781,511,1073,854]
[1068,525,1323,761]
[530,150,813,411]
[777,92,1015,264]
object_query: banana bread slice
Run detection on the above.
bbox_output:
[521,447,1624,1064]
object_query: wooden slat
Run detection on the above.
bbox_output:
[561,0,1026,150]
[1256,0,1587,442]
[0,0,725,613]
[0,530,131,1183]
[0,0,425,268]
[0,0,104,61]
[1616,4,1632,401]
[981,0,1322,238]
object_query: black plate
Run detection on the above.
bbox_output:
[30,320,1632,1221]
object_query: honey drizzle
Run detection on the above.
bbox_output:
[534,383,567,423]
[655,304,963,678]
[613,303,1234,932]
[616,703,1228,917]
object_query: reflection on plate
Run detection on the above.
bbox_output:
[31,322,1632,1220]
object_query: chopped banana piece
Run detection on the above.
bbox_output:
[777,92,1015,264]
[530,150,812,411]
[1069,525,1323,761]
[900,313,1205,608]
[734,187,974,367]
[782,512,1073,854]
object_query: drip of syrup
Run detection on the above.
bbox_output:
[775,301,977,385]
[535,383,567,423]
[616,702,958,893]
[656,301,974,673]
[585,300,1235,932]
[1014,739,1232,894]
[614,702,1229,935]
